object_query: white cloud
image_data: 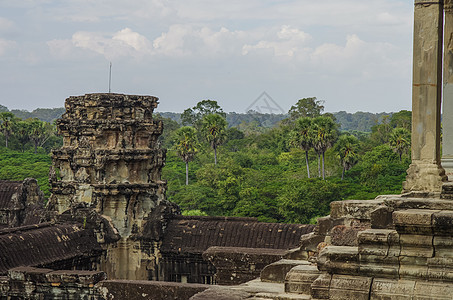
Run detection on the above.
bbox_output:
[7,0,413,113]
[153,25,249,57]
[48,28,154,60]
[113,28,153,53]
[153,24,193,57]
[46,24,407,83]
[311,34,366,67]
[0,17,14,32]
[309,34,407,80]
[242,25,311,57]
[376,11,410,26]
[0,39,16,56]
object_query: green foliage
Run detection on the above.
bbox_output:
[201,114,228,164]
[347,144,408,195]
[172,126,199,185]
[10,108,65,123]
[312,116,339,179]
[370,115,392,145]
[390,110,412,131]
[173,126,199,163]
[164,102,412,222]
[155,113,181,148]
[182,209,208,216]
[334,111,389,132]
[181,100,226,127]
[287,97,324,121]
[0,149,51,197]
[334,134,360,180]
[389,127,411,162]
[278,178,340,224]
[0,100,413,224]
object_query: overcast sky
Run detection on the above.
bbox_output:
[0,0,413,114]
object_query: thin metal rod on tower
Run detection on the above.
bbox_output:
[108,62,112,93]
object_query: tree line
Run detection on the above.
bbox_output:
[0,103,396,133]
[0,112,60,153]
[0,98,412,224]
[160,98,412,223]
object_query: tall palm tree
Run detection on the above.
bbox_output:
[289,117,313,178]
[16,121,31,152]
[0,112,16,148]
[312,116,338,179]
[335,135,359,180]
[201,114,227,165]
[28,119,54,154]
[389,127,411,162]
[173,126,199,185]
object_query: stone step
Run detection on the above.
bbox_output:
[317,246,359,276]
[284,264,320,295]
[393,209,453,235]
[251,292,311,300]
[260,260,310,283]
[441,182,453,199]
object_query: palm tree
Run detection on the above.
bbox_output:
[335,135,359,180]
[0,112,16,148]
[389,127,411,162]
[201,114,227,165]
[312,116,338,179]
[28,119,54,154]
[173,126,199,185]
[16,121,31,152]
[289,117,313,178]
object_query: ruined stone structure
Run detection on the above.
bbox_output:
[0,179,44,229]
[0,92,311,295]
[47,93,179,280]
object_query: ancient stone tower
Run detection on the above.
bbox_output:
[48,93,175,280]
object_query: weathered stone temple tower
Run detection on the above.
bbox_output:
[48,93,177,280]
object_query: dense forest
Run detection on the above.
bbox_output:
[0,98,411,224]
[0,104,393,132]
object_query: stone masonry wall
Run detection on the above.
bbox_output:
[47,94,178,280]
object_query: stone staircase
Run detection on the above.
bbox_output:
[192,195,453,299]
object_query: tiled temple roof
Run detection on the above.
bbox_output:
[0,223,101,274]
[160,216,315,254]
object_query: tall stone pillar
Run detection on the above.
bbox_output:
[48,93,179,280]
[403,0,447,194]
[442,0,453,179]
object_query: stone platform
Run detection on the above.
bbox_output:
[186,195,453,299]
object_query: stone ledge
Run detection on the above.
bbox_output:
[317,246,359,276]
[98,280,209,300]
[330,200,383,220]
[393,209,453,235]
[284,265,321,295]
[203,247,290,286]
[261,260,310,283]
[8,267,106,286]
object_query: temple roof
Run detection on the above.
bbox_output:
[0,223,101,274]
[160,216,315,254]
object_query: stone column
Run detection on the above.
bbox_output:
[442,0,453,179]
[403,0,447,194]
